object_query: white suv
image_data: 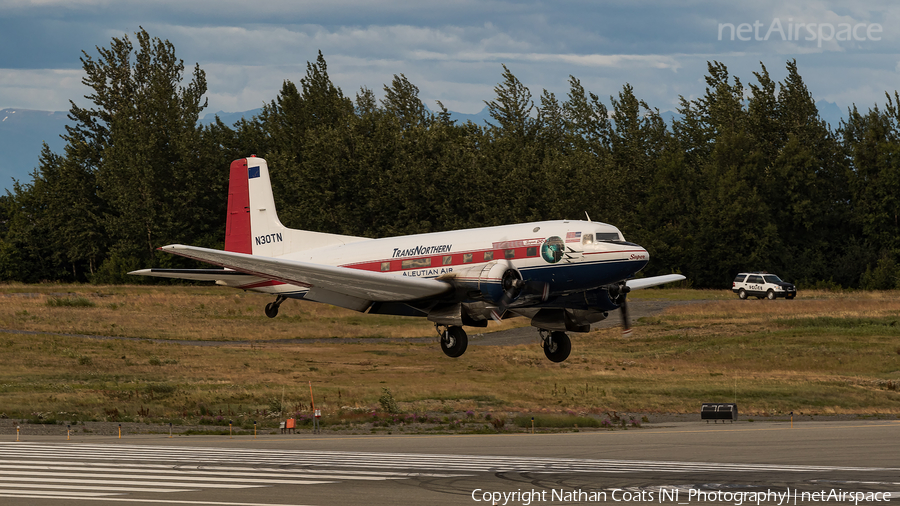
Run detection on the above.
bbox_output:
[732,273,797,300]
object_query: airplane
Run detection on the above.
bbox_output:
[130,156,685,362]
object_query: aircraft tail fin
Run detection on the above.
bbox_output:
[225,157,368,257]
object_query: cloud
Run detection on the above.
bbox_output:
[0,1,898,115]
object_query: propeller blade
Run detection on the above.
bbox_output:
[620,298,632,336]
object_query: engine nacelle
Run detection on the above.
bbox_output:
[450,261,520,304]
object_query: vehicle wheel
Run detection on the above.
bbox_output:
[543,331,571,363]
[440,326,468,358]
[738,288,747,300]
[265,302,278,318]
[767,290,776,300]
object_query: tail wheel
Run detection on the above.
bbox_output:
[440,326,468,358]
[264,302,278,318]
[543,331,571,363]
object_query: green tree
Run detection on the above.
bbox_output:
[67,27,213,274]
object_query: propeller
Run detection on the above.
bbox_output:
[609,281,632,336]
[491,267,550,321]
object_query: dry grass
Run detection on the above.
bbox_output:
[1,284,899,427]
[0,283,527,341]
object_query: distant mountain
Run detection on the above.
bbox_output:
[658,101,845,129]
[200,109,263,126]
[0,108,69,192]
[444,106,492,126]
[815,100,846,130]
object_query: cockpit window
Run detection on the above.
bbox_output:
[582,233,594,245]
[596,232,621,241]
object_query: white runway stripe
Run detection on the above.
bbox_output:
[0,475,269,488]
[0,459,462,478]
[0,482,196,493]
[0,469,339,485]
[0,495,315,506]
[0,489,118,497]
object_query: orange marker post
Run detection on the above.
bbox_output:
[118,424,121,439]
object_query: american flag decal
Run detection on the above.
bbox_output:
[566,231,582,243]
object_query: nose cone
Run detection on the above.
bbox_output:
[630,247,650,273]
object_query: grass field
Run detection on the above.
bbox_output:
[1,284,898,430]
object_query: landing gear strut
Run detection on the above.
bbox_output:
[436,324,468,358]
[265,295,288,318]
[539,329,571,363]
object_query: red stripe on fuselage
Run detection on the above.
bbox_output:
[338,246,646,273]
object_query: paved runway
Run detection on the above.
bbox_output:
[2,420,899,505]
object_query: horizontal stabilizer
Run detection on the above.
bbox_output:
[626,274,686,290]
[128,268,252,282]
[158,244,452,302]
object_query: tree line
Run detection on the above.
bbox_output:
[1,28,898,289]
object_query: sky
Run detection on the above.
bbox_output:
[0,0,898,117]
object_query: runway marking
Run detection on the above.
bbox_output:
[3,442,900,504]
[3,442,900,474]
[0,496,314,506]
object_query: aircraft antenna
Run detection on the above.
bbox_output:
[584,211,592,222]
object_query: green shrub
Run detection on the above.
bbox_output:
[378,387,400,414]
[47,296,96,308]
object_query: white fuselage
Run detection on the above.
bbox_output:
[221,220,649,301]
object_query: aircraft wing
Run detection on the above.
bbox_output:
[151,244,452,306]
[626,274,686,290]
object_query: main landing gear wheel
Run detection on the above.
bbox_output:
[438,325,468,358]
[265,295,288,318]
[541,330,571,363]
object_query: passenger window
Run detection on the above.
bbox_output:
[484,251,494,261]
[526,247,537,257]
[401,258,431,269]
[582,234,594,245]
[442,255,452,265]
[463,253,473,263]
[504,249,515,259]
[381,262,391,272]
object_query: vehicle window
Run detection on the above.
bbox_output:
[748,275,763,284]
[582,233,594,245]
[463,253,473,263]
[401,258,431,269]
[596,232,620,241]
[733,274,746,283]
[442,255,452,265]
[484,251,494,261]
[381,262,391,272]
[764,275,782,284]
